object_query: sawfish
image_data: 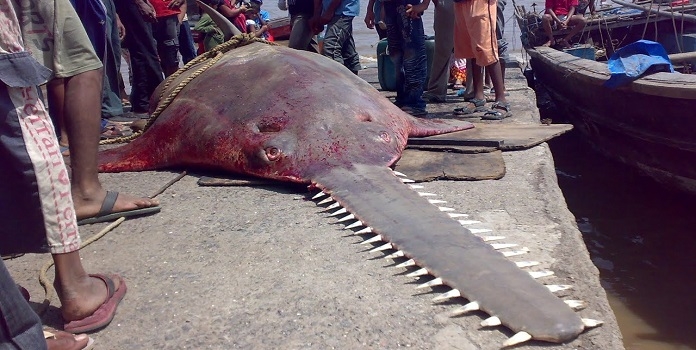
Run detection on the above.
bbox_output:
[98,4,601,347]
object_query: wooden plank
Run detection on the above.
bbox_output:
[408,123,574,151]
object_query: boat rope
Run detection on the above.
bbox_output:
[667,1,685,53]
[100,34,275,145]
[640,0,655,39]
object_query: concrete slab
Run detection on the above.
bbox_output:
[5,66,624,349]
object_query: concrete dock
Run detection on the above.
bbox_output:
[6,66,624,349]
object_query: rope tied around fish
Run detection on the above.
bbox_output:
[100,34,276,145]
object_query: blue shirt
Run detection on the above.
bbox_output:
[323,0,360,17]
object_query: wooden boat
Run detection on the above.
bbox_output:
[267,16,292,41]
[514,1,696,195]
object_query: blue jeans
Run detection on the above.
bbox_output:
[179,20,198,64]
[384,0,427,110]
[0,260,46,349]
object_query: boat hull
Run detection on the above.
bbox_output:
[528,47,696,195]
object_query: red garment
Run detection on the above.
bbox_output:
[150,0,181,18]
[545,0,578,16]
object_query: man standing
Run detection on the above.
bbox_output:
[365,0,431,116]
[422,0,454,103]
[313,0,361,74]
[452,0,510,119]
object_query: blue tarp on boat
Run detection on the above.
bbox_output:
[604,40,675,89]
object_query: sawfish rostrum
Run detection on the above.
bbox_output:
[98,17,601,347]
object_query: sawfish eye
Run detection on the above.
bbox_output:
[265,147,281,161]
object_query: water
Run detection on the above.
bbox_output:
[549,128,696,350]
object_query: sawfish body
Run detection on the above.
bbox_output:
[99,43,596,346]
[99,43,466,179]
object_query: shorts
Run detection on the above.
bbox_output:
[0,54,81,255]
[453,0,499,66]
[17,0,103,79]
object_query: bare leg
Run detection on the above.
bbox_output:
[462,58,475,98]
[61,68,159,221]
[471,58,486,101]
[563,15,586,44]
[47,79,69,148]
[541,14,554,46]
[485,60,507,103]
[52,252,119,322]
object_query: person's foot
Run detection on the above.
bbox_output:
[45,328,92,350]
[73,188,159,223]
[422,92,447,103]
[55,274,121,323]
[556,38,571,49]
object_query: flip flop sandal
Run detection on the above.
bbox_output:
[63,274,127,333]
[481,102,512,120]
[453,98,486,115]
[100,124,133,139]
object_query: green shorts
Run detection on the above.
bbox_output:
[20,0,102,78]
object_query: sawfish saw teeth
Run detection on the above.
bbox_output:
[317,196,334,205]
[406,267,428,277]
[503,331,533,347]
[360,234,382,244]
[490,243,518,250]
[547,284,573,293]
[451,301,480,316]
[312,174,602,346]
[432,288,461,302]
[344,220,363,230]
[481,316,502,327]
[565,300,586,311]
[328,208,347,217]
[384,250,405,259]
[417,192,437,197]
[529,270,555,279]
[336,214,355,222]
[311,191,328,200]
[395,259,416,268]
[326,202,341,210]
[354,227,373,235]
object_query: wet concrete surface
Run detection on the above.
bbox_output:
[6,65,624,349]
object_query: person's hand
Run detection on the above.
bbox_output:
[405,3,427,19]
[116,16,126,41]
[562,19,569,28]
[135,0,157,22]
[364,10,375,29]
[168,0,184,8]
[238,3,249,12]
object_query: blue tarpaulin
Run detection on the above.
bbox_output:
[604,40,675,89]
